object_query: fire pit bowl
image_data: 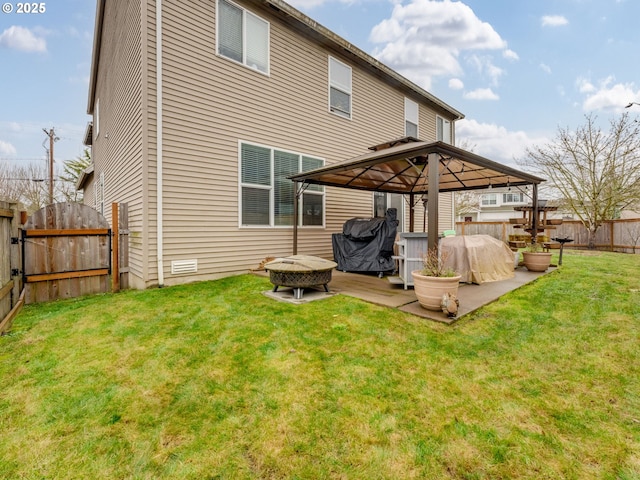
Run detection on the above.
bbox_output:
[264,255,338,299]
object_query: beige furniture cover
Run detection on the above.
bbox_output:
[441,235,515,284]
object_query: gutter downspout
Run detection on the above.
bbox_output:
[156,0,164,287]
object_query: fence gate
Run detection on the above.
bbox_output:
[1,201,23,333]
[22,203,111,304]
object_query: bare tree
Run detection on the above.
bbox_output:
[455,191,480,220]
[522,113,640,249]
[0,162,49,213]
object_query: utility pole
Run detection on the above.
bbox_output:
[42,127,58,205]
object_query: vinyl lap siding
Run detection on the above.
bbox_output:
[143,0,456,285]
[93,0,146,287]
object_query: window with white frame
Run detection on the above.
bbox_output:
[94,98,100,140]
[405,98,418,137]
[329,56,352,118]
[217,0,269,74]
[481,193,497,206]
[95,171,105,215]
[436,116,451,144]
[503,192,524,203]
[240,143,324,227]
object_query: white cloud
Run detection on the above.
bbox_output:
[463,88,499,100]
[369,0,509,89]
[449,78,464,90]
[503,49,519,61]
[0,140,17,156]
[541,15,568,27]
[467,54,504,86]
[576,76,596,93]
[0,26,47,53]
[456,119,550,166]
[578,77,640,112]
[539,63,552,74]
[287,0,355,9]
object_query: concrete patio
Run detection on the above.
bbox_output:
[258,265,556,324]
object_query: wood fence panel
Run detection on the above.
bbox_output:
[1,203,14,325]
[23,203,111,304]
[456,218,640,253]
[1,201,22,334]
[119,203,130,290]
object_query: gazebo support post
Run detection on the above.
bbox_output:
[293,181,299,255]
[409,193,415,232]
[427,152,439,252]
[531,183,538,244]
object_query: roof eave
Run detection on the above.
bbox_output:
[76,164,94,190]
[261,0,464,120]
[86,0,105,115]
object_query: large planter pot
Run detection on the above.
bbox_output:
[522,252,552,272]
[411,271,462,311]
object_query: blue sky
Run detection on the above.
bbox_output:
[1,0,639,170]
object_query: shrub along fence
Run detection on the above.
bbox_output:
[456,218,640,253]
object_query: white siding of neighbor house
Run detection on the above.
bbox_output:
[92,0,458,287]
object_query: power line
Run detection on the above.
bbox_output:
[0,157,48,162]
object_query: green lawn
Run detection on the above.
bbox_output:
[1,251,639,479]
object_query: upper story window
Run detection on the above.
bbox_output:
[217,0,269,74]
[437,116,451,144]
[329,56,352,118]
[503,192,525,204]
[405,98,418,137]
[240,142,324,227]
[481,193,497,206]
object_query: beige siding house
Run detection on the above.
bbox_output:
[82,0,463,289]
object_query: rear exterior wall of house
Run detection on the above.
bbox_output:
[88,0,457,288]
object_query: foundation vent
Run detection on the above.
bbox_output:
[171,259,198,275]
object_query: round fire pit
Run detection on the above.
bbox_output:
[264,255,337,299]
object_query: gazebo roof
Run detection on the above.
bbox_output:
[288,138,544,193]
[288,137,545,254]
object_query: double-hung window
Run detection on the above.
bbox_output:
[329,56,352,118]
[217,0,269,74]
[503,192,524,204]
[405,98,419,137]
[437,116,452,144]
[481,193,497,206]
[240,143,324,227]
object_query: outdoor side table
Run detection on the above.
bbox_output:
[264,255,338,300]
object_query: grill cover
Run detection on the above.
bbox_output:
[332,208,398,273]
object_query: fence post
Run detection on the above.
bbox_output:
[112,203,120,293]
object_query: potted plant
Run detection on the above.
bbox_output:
[411,248,461,311]
[522,242,552,272]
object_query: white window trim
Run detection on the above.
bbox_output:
[216,0,270,75]
[404,97,419,137]
[94,98,100,140]
[436,115,452,144]
[328,56,352,119]
[96,171,105,215]
[238,140,325,228]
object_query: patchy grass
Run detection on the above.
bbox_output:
[1,251,639,479]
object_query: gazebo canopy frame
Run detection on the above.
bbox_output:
[288,137,546,253]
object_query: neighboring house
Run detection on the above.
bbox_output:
[80,0,463,289]
[464,187,530,222]
[457,187,576,222]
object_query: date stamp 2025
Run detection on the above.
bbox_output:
[2,2,46,14]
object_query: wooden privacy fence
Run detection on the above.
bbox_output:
[21,202,129,304]
[456,218,640,253]
[1,201,23,334]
